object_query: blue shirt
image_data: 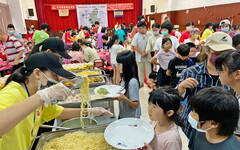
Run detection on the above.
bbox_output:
[178,61,232,149]
[115,29,125,42]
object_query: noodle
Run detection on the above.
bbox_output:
[80,76,91,127]
[42,131,115,150]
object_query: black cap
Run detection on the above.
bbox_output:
[25,52,76,79]
[42,38,72,59]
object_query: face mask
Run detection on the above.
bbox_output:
[38,72,59,90]
[221,27,229,33]
[195,35,199,39]
[237,32,240,35]
[161,31,168,36]
[28,31,33,34]
[188,114,211,133]
[186,26,192,31]
[118,28,121,30]
[209,53,220,65]
[153,31,159,35]
[8,30,14,35]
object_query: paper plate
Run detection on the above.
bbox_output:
[104,118,154,149]
[94,85,126,97]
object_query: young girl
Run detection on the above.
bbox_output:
[112,51,140,118]
[148,88,183,150]
[150,38,177,87]
[109,35,121,85]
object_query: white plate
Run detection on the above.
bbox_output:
[104,118,154,149]
[94,85,126,97]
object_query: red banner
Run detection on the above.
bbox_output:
[107,3,134,11]
[51,4,76,10]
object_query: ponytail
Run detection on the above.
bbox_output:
[5,67,31,86]
[108,34,119,48]
[29,42,44,57]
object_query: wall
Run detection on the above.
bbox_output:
[0,2,12,34]
[145,2,240,31]
[21,0,38,20]
[0,0,8,4]
[8,0,26,33]
[144,0,240,14]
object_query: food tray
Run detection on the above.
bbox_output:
[73,69,104,77]
[31,124,109,150]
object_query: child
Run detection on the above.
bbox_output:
[150,38,177,87]
[109,35,121,85]
[189,87,240,150]
[167,44,190,88]
[215,50,240,141]
[102,35,109,50]
[148,88,183,150]
[186,42,197,66]
[112,51,140,118]
[67,42,84,63]
[147,72,158,91]
[71,32,78,42]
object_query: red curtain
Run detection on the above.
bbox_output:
[35,0,47,26]
[39,0,141,31]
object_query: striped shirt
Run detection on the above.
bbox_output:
[178,61,232,149]
[3,36,25,65]
[154,50,177,70]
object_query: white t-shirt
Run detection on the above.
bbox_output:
[154,36,179,52]
[109,44,121,65]
[184,38,200,46]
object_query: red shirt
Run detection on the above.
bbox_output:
[92,27,98,33]
[84,32,90,37]
[179,31,190,43]
[0,52,7,60]
[65,32,71,43]
[25,33,34,42]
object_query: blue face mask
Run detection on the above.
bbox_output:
[153,31,159,35]
[221,27,230,33]
[238,32,240,35]
[8,30,14,35]
[161,31,168,36]
[188,114,211,133]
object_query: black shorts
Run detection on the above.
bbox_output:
[157,68,170,87]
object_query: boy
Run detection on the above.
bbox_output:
[189,87,240,150]
[102,35,109,50]
[167,44,190,88]
[186,42,197,66]
[147,72,158,91]
[0,30,25,73]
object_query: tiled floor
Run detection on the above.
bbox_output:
[113,85,189,150]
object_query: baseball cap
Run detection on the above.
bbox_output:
[25,52,76,79]
[42,38,72,59]
[220,19,231,26]
[204,32,235,51]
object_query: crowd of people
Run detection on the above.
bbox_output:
[0,13,240,150]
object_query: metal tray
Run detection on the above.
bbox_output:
[72,69,104,77]
[32,124,108,150]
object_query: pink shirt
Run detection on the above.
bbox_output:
[63,51,84,64]
[130,26,138,38]
[149,121,182,150]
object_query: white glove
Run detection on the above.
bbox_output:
[36,83,71,107]
[88,107,113,117]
